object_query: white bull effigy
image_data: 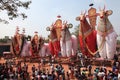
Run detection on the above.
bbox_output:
[60,21,78,57]
[97,7,118,59]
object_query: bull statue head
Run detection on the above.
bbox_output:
[62,21,73,30]
[99,5,113,18]
[76,11,87,21]
[97,5,113,35]
[60,21,73,42]
[76,11,92,38]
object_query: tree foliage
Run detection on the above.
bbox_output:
[117,40,120,45]
[0,0,31,24]
[0,36,10,43]
[71,24,79,37]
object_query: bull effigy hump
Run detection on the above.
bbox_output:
[55,19,62,41]
[88,7,97,28]
[97,18,113,33]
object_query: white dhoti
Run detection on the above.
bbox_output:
[71,35,78,56]
[97,31,117,59]
[60,39,72,57]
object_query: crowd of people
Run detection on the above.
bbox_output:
[0,53,119,80]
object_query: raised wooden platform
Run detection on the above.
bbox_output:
[92,58,112,67]
[1,54,114,67]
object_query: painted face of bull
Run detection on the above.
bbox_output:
[99,7,113,18]
[61,21,73,30]
[76,11,87,22]
[79,13,86,22]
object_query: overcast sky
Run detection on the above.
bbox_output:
[0,0,120,39]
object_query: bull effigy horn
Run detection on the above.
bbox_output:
[103,5,106,11]
[84,10,87,16]
[16,26,20,34]
[64,21,67,25]
[81,10,83,15]
[63,20,65,25]
[63,21,65,26]
[64,21,68,28]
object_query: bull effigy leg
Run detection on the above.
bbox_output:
[106,32,117,59]
[66,40,72,57]
[97,34,107,59]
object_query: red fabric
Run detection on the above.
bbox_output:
[79,30,97,57]
[49,41,54,56]
[86,30,97,53]
[79,36,89,56]
[15,45,19,51]
[49,40,60,57]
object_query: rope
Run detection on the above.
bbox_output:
[85,36,106,56]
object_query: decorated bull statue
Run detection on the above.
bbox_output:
[11,27,31,57]
[30,32,51,57]
[60,21,78,57]
[76,11,97,58]
[20,28,31,57]
[46,24,61,57]
[97,6,118,59]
